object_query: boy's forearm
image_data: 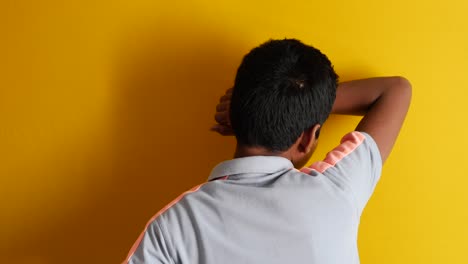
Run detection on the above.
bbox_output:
[331,76,412,162]
[332,77,405,115]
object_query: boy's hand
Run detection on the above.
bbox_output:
[211,88,234,136]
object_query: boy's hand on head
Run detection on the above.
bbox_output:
[211,88,234,136]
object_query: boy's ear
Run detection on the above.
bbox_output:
[299,124,321,153]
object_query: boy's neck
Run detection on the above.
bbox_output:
[234,144,286,159]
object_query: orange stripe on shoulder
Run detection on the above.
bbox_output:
[123,183,204,263]
[304,131,366,174]
[123,175,229,263]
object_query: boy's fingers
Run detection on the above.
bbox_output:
[216,102,230,112]
[219,126,234,136]
[220,94,231,103]
[215,111,230,125]
[210,124,234,136]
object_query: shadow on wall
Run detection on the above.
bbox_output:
[5,20,242,263]
[4,18,375,263]
[107,22,242,261]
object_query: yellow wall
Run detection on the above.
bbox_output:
[1,0,467,263]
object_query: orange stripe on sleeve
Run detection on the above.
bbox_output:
[123,184,204,263]
[123,175,229,263]
[302,132,366,174]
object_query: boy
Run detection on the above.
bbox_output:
[124,39,411,263]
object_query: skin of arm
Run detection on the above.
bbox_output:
[332,76,412,163]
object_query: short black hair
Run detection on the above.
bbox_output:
[230,38,338,152]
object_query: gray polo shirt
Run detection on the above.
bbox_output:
[124,131,382,264]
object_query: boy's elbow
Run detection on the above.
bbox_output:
[393,76,412,101]
[396,76,412,89]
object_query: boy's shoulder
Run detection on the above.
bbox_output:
[301,131,383,215]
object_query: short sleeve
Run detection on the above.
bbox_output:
[126,218,173,264]
[308,131,383,215]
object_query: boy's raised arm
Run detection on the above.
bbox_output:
[332,76,412,163]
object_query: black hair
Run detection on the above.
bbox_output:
[230,38,338,152]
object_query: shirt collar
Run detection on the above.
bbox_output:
[208,156,294,181]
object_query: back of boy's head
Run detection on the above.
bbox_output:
[230,39,338,152]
